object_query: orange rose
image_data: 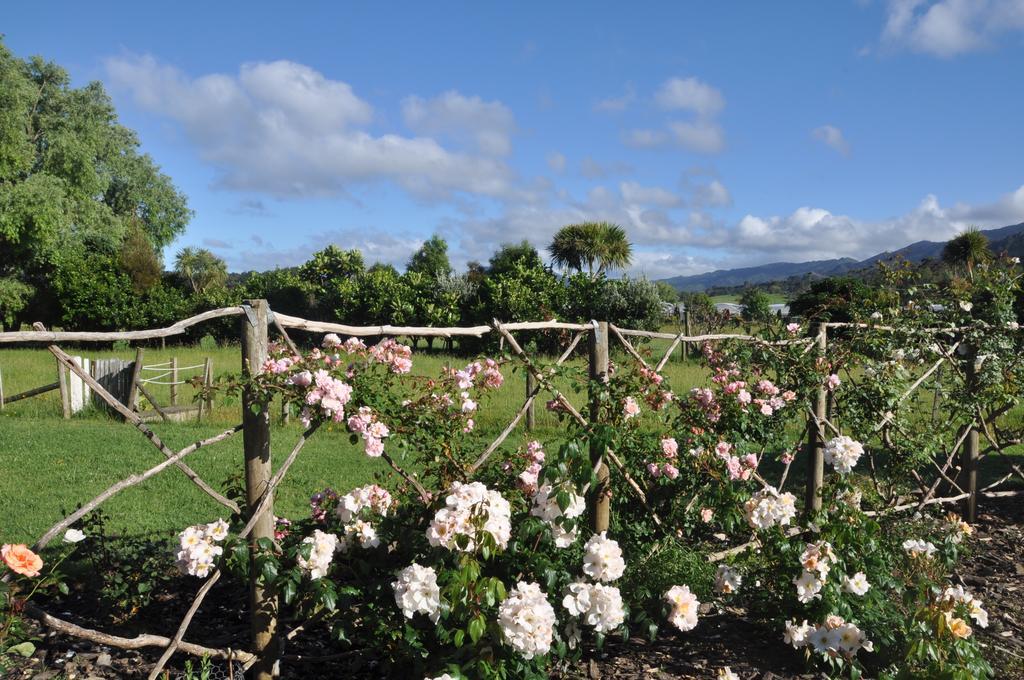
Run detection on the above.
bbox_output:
[947,616,972,639]
[2,543,43,577]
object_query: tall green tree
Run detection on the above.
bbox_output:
[488,240,542,277]
[0,39,191,327]
[655,281,680,304]
[299,245,364,319]
[942,228,991,279]
[739,288,772,324]
[121,224,163,293]
[407,234,453,279]
[174,247,228,294]
[547,222,632,279]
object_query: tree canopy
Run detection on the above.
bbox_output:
[548,222,632,278]
[174,247,228,295]
[407,234,453,280]
[0,38,191,328]
[488,240,542,277]
[942,228,991,278]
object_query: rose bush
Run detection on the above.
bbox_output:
[151,255,1022,678]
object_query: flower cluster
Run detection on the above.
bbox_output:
[561,581,626,633]
[454,358,505,390]
[427,482,512,553]
[2,543,43,577]
[294,368,353,424]
[749,378,793,416]
[937,585,988,637]
[309,487,340,523]
[516,440,546,495]
[347,406,391,457]
[902,538,937,559]
[714,564,742,595]
[690,386,721,422]
[637,366,673,410]
[744,486,797,530]
[664,584,700,632]
[622,396,641,419]
[369,337,413,374]
[842,572,871,596]
[794,541,835,603]
[334,484,392,552]
[646,436,680,479]
[582,532,626,582]
[297,529,339,580]
[337,484,393,523]
[392,562,441,623]
[531,484,585,547]
[498,581,557,659]
[785,615,872,658]
[715,441,759,482]
[824,435,864,475]
[945,512,973,544]
[176,519,229,578]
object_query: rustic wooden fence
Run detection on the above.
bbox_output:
[1,301,1022,678]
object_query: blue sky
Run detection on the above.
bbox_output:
[4,1,1024,278]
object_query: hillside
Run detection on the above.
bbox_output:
[661,222,1024,292]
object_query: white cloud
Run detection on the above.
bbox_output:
[623,76,727,154]
[654,77,725,116]
[624,128,670,148]
[105,55,514,200]
[547,152,567,173]
[692,179,732,208]
[811,125,850,155]
[668,120,726,154]
[444,183,1024,279]
[881,0,1024,57]
[580,157,633,179]
[595,85,636,112]
[733,184,1024,260]
[628,250,718,280]
[401,90,515,156]
[620,181,683,208]
[229,229,424,272]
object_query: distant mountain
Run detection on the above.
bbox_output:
[661,222,1024,292]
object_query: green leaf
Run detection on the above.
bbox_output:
[7,641,35,657]
[282,579,297,604]
[468,615,485,644]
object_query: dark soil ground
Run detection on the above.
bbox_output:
[6,497,1023,680]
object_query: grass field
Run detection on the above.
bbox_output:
[0,335,709,542]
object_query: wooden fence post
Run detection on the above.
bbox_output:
[128,348,144,412]
[241,299,279,679]
[170,357,179,407]
[683,309,692,362]
[204,357,214,414]
[589,321,611,533]
[960,350,981,522]
[525,371,536,431]
[57,357,71,419]
[804,322,827,515]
